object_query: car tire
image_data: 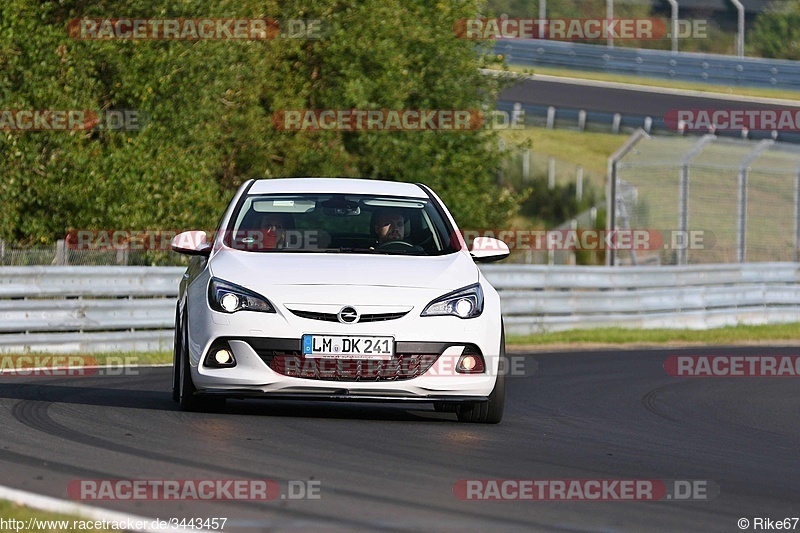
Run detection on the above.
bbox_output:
[456,326,506,424]
[178,317,226,413]
[172,307,181,402]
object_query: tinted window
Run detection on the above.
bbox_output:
[226,194,458,255]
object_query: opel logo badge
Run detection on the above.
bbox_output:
[337,306,359,324]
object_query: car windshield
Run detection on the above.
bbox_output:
[225,193,459,256]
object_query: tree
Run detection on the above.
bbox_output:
[0,0,516,249]
[750,0,800,60]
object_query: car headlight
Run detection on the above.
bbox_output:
[421,283,483,319]
[208,278,275,314]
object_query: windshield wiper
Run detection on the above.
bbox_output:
[325,247,389,254]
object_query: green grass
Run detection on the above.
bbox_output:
[498,127,626,191]
[494,64,800,102]
[0,500,114,533]
[86,351,170,365]
[2,323,799,364]
[507,322,800,347]
[0,351,171,366]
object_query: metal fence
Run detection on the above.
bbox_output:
[496,39,800,89]
[0,264,798,352]
[608,130,800,265]
[498,143,605,265]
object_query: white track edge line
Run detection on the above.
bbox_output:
[0,484,211,532]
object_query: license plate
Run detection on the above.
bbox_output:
[302,335,394,359]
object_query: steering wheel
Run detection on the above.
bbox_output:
[376,240,423,252]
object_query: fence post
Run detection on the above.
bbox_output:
[546,106,556,129]
[576,166,584,202]
[578,110,586,131]
[539,0,546,38]
[607,129,649,266]
[54,240,67,266]
[512,102,523,128]
[548,157,555,189]
[677,135,716,265]
[115,247,129,265]
[569,218,578,265]
[737,140,772,263]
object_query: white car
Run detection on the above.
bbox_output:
[170,177,510,423]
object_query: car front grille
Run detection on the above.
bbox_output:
[229,338,457,382]
[259,352,438,381]
[288,309,410,323]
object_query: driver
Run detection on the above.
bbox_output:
[257,212,291,249]
[372,209,406,245]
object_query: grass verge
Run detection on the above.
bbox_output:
[3,324,799,363]
[0,500,114,533]
[507,322,800,348]
[497,127,624,190]
[0,351,171,367]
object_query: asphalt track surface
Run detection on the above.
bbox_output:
[498,77,800,116]
[1,346,798,532]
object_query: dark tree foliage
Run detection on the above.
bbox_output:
[0,0,516,245]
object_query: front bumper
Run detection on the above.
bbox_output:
[191,337,499,399]
[198,390,489,404]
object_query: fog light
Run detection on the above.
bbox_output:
[456,351,485,374]
[214,349,233,365]
[220,293,240,313]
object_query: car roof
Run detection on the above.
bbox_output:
[247,177,428,198]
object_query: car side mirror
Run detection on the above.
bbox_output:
[171,230,212,256]
[470,236,510,263]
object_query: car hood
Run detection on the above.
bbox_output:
[208,249,479,290]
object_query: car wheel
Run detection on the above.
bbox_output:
[178,318,226,413]
[172,307,181,402]
[456,326,506,424]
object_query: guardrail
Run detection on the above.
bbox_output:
[481,262,800,334]
[0,267,182,353]
[0,264,798,352]
[494,101,800,145]
[495,39,800,89]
